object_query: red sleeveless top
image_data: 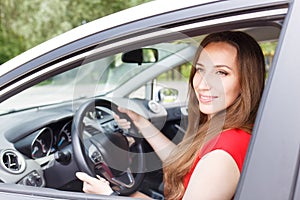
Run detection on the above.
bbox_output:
[183,128,251,189]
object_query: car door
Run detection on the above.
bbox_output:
[236,0,300,199]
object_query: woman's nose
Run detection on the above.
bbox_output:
[194,73,211,91]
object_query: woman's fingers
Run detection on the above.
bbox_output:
[118,106,139,121]
[113,112,120,120]
[76,172,92,183]
[117,106,129,114]
[76,172,101,186]
[96,175,110,184]
[113,113,131,129]
[118,118,131,127]
[76,172,113,195]
[115,106,149,131]
[76,172,108,184]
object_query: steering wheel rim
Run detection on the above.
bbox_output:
[72,98,145,196]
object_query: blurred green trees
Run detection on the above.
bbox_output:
[0,0,151,64]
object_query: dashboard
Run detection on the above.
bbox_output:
[0,102,77,187]
[0,99,133,188]
[0,98,184,191]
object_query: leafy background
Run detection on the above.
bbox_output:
[0,0,276,66]
[0,0,151,64]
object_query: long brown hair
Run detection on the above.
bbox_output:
[163,31,266,199]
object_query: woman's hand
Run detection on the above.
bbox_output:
[115,106,176,162]
[75,172,114,195]
[114,107,149,130]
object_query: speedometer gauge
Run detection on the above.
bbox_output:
[57,121,72,150]
[31,127,53,159]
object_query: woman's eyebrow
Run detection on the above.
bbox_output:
[215,65,233,71]
[195,63,204,67]
[196,63,233,71]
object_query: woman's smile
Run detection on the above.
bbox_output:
[198,94,218,104]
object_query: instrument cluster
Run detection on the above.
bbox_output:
[14,119,73,159]
[15,107,116,160]
[30,120,72,159]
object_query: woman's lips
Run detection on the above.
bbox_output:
[198,94,218,103]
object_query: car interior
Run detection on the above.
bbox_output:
[0,7,285,199]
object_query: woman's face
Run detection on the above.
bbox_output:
[193,42,241,116]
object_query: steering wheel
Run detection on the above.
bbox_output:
[72,98,145,196]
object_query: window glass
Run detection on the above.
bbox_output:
[129,63,191,103]
[155,63,191,103]
[0,42,194,114]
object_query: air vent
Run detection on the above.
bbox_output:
[0,150,26,174]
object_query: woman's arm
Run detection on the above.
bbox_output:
[116,107,176,162]
[183,150,240,200]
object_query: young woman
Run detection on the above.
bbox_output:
[76,31,266,199]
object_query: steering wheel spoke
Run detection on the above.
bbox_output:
[97,165,135,189]
[111,168,135,188]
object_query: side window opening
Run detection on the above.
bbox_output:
[129,40,277,103]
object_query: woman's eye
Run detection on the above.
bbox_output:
[216,70,228,76]
[196,67,205,73]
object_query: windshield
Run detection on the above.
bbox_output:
[0,42,192,114]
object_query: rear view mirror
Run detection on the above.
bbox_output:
[122,48,158,65]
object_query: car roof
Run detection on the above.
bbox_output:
[0,0,218,75]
